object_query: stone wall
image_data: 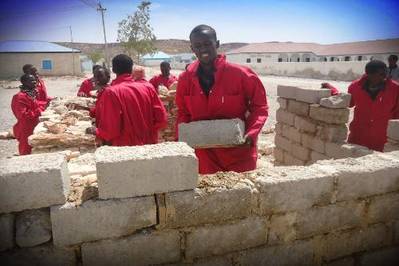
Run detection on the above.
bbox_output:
[1,141,399,265]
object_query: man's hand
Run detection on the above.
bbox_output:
[242,134,253,146]
[85,126,96,135]
[321,82,331,88]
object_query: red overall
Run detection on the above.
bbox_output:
[176,55,269,174]
[149,74,178,90]
[95,74,168,145]
[77,78,95,97]
[11,92,42,155]
[36,78,51,109]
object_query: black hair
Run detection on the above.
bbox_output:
[22,64,34,74]
[112,54,133,75]
[95,66,111,76]
[189,24,217,41]
[20,73,33,83]
[92,64,102,73]
[160,61,170,67]
[365,60,387,75]
[389,55,398,61]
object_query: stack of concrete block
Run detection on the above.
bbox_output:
[274,85,372,165]
[384,120,399,152]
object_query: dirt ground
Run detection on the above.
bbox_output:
[0,67,350,158]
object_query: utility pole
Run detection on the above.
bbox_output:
[69,26,76,75]
[97,1,109,67]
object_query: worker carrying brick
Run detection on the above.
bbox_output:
[323,60,399,151]
[85,54,167,146]
[175,25,269,174]
[149,61,178,92]
[11,74,44,155]
[22,64,52,110]
[77,64,102,97]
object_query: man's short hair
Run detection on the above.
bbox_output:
[160,61,170,68]
[389,55,398,61]
[365,60,387,75]
[20,73,32,83]
[22,64,33,74]
[112,54,133,75]
[189,24,217,41]
[92,64,102,73]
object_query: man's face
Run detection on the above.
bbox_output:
[367,69,386,86]
[160,64,170,76]
[94,69,110,86]
[22,75,37,90]
[29,67,39,79]
[190,31,219,66]
[388,57,397,67]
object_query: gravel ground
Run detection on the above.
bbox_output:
[0,68,350,158]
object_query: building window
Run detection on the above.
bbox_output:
[357,56,363,61]
[305,58,310,62]
[257,58,261,63]
[330,57,334,62]
[278,58,283,62]
[246,58,251,63]
[42,60,52,70]
[344,56,351,61]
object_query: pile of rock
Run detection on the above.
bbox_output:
[29,97,96,154]
[384,120,399,152]
[274,85,372,166]
[158,84,178,142]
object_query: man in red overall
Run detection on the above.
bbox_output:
[23,64,52,109]
[324,60,399,151]
[176,25,269,174]
[149,61,178,91]
[86,54,167,146]
[77,64,102,97]
[11,74,43,155]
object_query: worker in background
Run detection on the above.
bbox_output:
[387,55,399,82]
[322,60,399,151]
[11,74,43,155]
[176,24,268,174]
[86,54,167,145]
[149,61,178,91]
[22,64,52,108]
[77,64,102,97]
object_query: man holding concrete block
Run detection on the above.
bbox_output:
[176,25,268,174]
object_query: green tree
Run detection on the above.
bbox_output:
[88,51,104,64]
[117,1,156,63]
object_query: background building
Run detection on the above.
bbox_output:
[142,51,171,66]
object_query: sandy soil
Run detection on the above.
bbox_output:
[0,68,350,158]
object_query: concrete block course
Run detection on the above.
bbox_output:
[274,135,292,153]
[0,214,14,251]
[277,97,288,109]
[277,85,298,99]
[359,246,399,266]
[291,142,311,161]
[0,153,69,214]
[268,213,297,244]
[317,125,348,142]
[325,142,372,159]
[178,119,245,148]
[276,108,295,126]
[95,143,198,199]
[309,104,349,124]
[16,209,52,248]
[294,116,317,133]
[81,230,181,266]
[387,119,399,141]
[319,93,351,109]
[311,151,330,163]
[51,196,156,246]
[273,147,284,162]
[301,133,325,153]
[367,193,399,224]
[295,88,331,104]
[282,125,301,143]
[284,153,306,166]
[185,216,268,259]
[287,100,310,116]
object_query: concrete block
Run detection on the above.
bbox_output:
[296,201,364,238]
[395,221,399,243]
[368,193,399,224]
[294,116,317,133]
[320,224,390,261]
[317,125,348,142]
[274,135,292,153]
[359,246,399,266]
[95,142,198,199]
[0,244,76,266]
[178,119,245,148]
[384,141,399,152]
[275,122,283,135]
[291,142,311,161]
[193,255,232,266]
[325,142,372,159]
[277,97,288,109]
[276,108,295,126]
[273,147,284,162]
[277,85,298,99]
[0,213,14,251]
[282,125,301,143]
[284,153,306,166]
[320,93,351,109]
[288,100,310,116]
[0,153,69,213]
[302,133,325,153]
[81,230,180,266]
[311,151,330,163]
[257,165,335,213]
[237,240,314,266]
[185,216,268,259]
[387,119,399,141]
[326,257,355,266]
[16,209,51,248]
[163,183,253,228]
[268,213,297,244]
[296,88,331,104]
[51,197,156,247]
[309,104,349,124]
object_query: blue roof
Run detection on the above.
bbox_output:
[142,51,171,60]
[0,40,80,53]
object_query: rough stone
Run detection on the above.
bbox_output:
[274,135,292,153]
[268,212,297,244]
[29,132,95,148]
[367,193,399,224]
[319,93,351,109]
[288,100,310,116]
[276,108,295,126]
[16,209,52,248]
[309,104,349,124]
[359,246,399,266]
[0,244,76,266]
[277,85,298,99]
[96,143,198,199]
[310,151,330,163]
[185,216,268,259]
[317,125,348,142]
[0,153,69,213]
[284,153,306,166]
[277,97,288,109]
[81,230,180,266]
[294,116,317,133]
[178,119,245,148]
[387,119,399,141]
[325,142,372,159]
[51,197,156,246]
[273,147,284,162]
[67,153,96,176]
[296,88,331,104]
[301,133,325,154]
[326,257,355,266]
[193,255,232,266]
[0,213,14,251]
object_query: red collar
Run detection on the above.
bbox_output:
[189,54,226,73]
[111,74,133,85]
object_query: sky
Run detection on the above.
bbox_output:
[0,0,398,45]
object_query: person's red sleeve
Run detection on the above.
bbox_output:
[393,90,399,119]
[242,70,268,145]
[11,94,41,121]
[347,83,356,108]
[149,76,158,90]
[77,79,91,97]
[324,83,340,96]
[175,73,192,140]
[95,89,122,142]
[89,107,96,118]
[151,90,168,130]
